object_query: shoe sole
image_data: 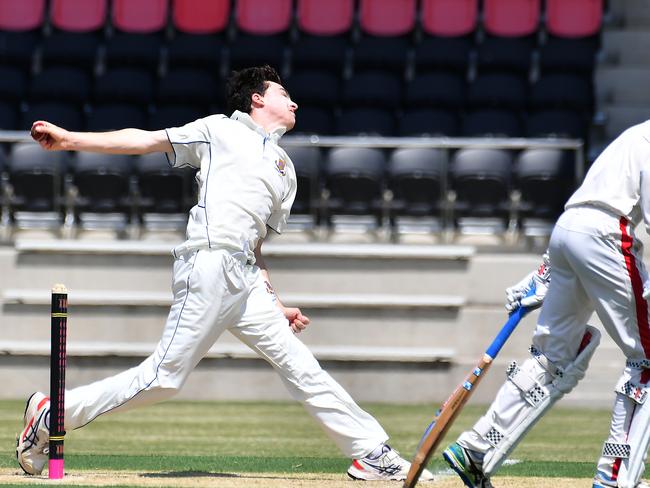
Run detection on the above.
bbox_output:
[443,448,475,488]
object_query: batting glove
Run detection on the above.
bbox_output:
[505,252,551,312]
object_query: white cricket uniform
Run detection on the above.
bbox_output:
[459,120,650,485]
[63,111,388,458]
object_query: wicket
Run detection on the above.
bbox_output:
[49,284,67,479]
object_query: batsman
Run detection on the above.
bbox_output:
[443,120,650,488]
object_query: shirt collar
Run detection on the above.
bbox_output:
[230,110,287,144]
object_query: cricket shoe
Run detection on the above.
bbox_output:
[16,392,50,475]
[347,444,434,481]
[593,478,650,488]
[443,442,493,488]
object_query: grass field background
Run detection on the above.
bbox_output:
[0,400,615,486]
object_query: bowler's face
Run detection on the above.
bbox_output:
[263,81,298,130]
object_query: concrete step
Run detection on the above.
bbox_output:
[601,30,650,66]
[596,66,650,104]
[3,240,476,297]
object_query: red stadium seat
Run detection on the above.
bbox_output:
[0,0,46,31]
[483,0,541,37]
[296,0,354,36]
[172,0,230,34]
[236,0,292,35]
[421,0,478,37]
[50,0,107,32]
[359,0,417,36]
[546,0,603,38]
[112,0,168,34]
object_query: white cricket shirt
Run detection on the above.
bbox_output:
[565,120,650,232]
[165,110,296,261]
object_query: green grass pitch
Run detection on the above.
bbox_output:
[0,399,611,483]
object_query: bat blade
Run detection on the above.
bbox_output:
[403,356,492,488]
[403,304,531,488]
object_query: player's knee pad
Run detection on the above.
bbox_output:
[604,362,650,488]
[480,325,601,475]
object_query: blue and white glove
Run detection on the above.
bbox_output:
[505,252,551,313]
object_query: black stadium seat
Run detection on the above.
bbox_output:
[450,148,513,234]
[399,108,460,137]
[388,147,447,236]
[282,145,323,230]
[323,147,386,231]
[70,152,135,234]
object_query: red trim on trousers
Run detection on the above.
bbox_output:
[619,217,650,357]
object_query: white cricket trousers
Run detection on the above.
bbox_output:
[63,248,388,458]
[460,206,650,479]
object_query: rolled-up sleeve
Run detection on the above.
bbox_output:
[165,119,210,169]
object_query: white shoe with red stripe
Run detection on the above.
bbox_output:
[347,444,434,481]
[16,392,50,475]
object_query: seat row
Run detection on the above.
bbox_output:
[1,0,603,80]
[0,143,577,240]
[1,0,604,40]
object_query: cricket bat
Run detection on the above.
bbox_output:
[403,303,532,488]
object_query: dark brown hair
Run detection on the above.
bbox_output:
[226,65,282,114]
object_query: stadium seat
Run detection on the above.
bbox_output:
[5,142,68,230]
[156,69,221,107]
[450,148,513,234]
[404,72,466,109]
[461,109,523,137]
[50,0,107,31]
[293,0,353,73]
[236,0,292,35]
[476,37,534,76]
[29,67,91,105]
[420,0,478,37]
[21,102,84,132]
[282,145,323,230]
[354,0,416,74]
[0,0,46,70]
[483,0,541,37]
[337,108,397,137]
[70,152,135,234]
[342,71,403,110]
[398,108,460,137]
[296,0,353,36]
[323,147,387,232]
[388,147,447,236]
[530,73,594,113]
[93,68,155,106]
[539,37,598,75]
[359,0,417,36]
[231,0,293,72]
[0,65,27,102]
[516,148,575,235]
[467,73,527,110]
[545,0,603,39]
[229,34,288,72]
[167,0,230,71]
[525,109,588,140]
[415,0,478,74]
[42,0,107,71]
[148,104,207,131]
[86,104,147,132]
[285,70,341,108]
[0,0,45,30]
[135,152,195,233]
[0,101,17,129]
[112,0,168,33]
[105,0,168,72]
[291,106,336,135]
[172,0,230,34]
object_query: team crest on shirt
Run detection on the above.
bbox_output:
[275,158,286,176]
